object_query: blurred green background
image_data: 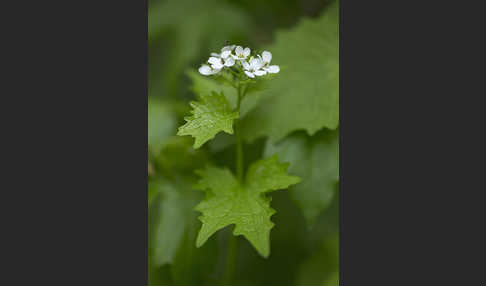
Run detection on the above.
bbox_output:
[148,0,339,285]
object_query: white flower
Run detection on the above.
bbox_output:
[260,51,280,73]
[211,45,236,59]
[232,46,251,61]
[221,45,236,58]
[198,46,279,78]
[208,56,235,69]
[242,57,267,78]
[198,64,221,76]
[222,45,236,51]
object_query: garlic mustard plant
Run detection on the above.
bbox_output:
[178,44,298,277]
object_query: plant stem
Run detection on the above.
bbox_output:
[221,83,247,286]
[235,85,244,182]
[222,233,237,286]
[227,67,240,78]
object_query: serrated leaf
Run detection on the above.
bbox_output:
[177,91,239,148]
[194,156,301,257]
[246,156,301,193]
[265,129,339,226]
[241,2,339,142]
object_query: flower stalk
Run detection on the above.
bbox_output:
[235,84,244,183]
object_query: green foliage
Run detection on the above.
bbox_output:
[265,129,339,226]
[148,1,339,285]
[296,232,339,286]
[149,178,200,266]
[148,103,209,268]
[241,2,339,142]
[194,156,301,257]
[149,0,252,97]
[148,98,177,153]
[177,91,239,148]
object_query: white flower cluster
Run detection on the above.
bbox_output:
[199,45,280,78]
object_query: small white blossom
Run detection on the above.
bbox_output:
[221,45,236,58]
[198,45,279,78]
[232,46,251,61]
[208,56,235,69]
[199,64,221,76]
[222,45,236,51]
[242,57,267,78]
[260,51,280,74]
[211,45,236,59]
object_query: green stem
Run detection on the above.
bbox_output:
[227,67,240,78]
[222,233,237,286]
[235,85,244,182]
[221,83,247,286]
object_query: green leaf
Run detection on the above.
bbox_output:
[265,129,339,226]
[177,91,239,148]
[194,156,301,257]
[246,155,302,193]
[149,178,201,266]
[148,98,177,153]
[241,2,339,142]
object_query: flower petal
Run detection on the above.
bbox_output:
[221,50,231,59]
[244,71,255,78]
[242,61,250,70]
[266,65,280,73]
[211,52,220,58]
[208,57,220,65]
[243,47,251,57]
[199,65,212,75]
[235,46,244,55]
[254,69,267,76]
[262,51,272,63]
[211,62,224,69]
[224,57,235,67]
[250,57,263,69]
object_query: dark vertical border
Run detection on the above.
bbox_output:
[338,0,474,284]
[4,0,149,284]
